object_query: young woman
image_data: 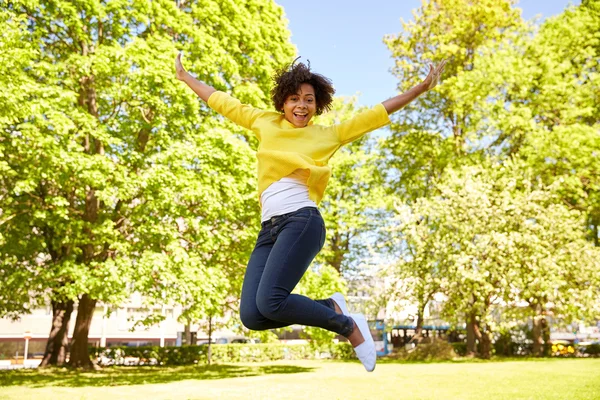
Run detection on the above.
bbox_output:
[176,54,446,371]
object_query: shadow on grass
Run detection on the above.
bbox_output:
[0,363,315,388]
[374,355,590,365]
[325,355,589,366]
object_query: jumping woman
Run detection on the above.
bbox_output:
[175,54,446,371]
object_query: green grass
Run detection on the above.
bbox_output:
[1,358,599,400]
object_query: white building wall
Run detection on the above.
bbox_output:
[0,296,237,346]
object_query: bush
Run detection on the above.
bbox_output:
[579,344,600,357]
[91,345,208,366]
[451,342,467,357]
[330,343,355,360]
[494,326,534,356]
[550,343,577,358]
[91,342,357,366]
[390,341,458,361]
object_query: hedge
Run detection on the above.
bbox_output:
[582,344,600,356]
[451,342,467,356]
[90,342,356,366]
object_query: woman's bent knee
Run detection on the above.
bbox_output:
[256,295,285,321]
[240,308,268,331]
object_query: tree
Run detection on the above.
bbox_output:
[0,0,294,368]
[385,161,600,358]
[449,1,600,241]
[127,125,259,359]
[382,0,526,199]
[381,0,600,354]
[382,201,451,343]
[0,8,82,366]
[518,2,600,245]
[381,0,529,351]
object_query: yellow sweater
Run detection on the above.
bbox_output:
[207,91,391,205]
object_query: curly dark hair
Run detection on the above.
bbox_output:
[271,57,335,115]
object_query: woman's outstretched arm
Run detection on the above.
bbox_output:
[175,52,266,133]
[175,53,216,102]
[381,60,447,115]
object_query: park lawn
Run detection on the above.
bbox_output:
[1,358,599,400]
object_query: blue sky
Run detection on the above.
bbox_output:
[275,0,581,107]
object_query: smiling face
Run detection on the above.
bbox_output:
[282,83,316,128]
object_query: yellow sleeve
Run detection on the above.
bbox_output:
[207,91,266,136]
[334,103,391,145]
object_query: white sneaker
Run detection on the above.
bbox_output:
[330,292,349,315]
[350,313,376,372]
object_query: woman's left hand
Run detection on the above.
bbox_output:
[175,52,188,81]
[422,60,447,91]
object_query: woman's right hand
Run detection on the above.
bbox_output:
[421,60,447,91]
[175,52,188,81]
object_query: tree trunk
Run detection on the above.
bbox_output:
[207,316,213,365]
[590,216,598,247]
[68,294,99,369]
[411,303,426,344]
[327,231,346,273]
[471,316,492,359]
[70,67,102,370]
[466,313,477,356]
[184,321,192,345]
[531,307,546,357]
[40,299,74,367]
[541,317,550,356]
[479,329,492,359]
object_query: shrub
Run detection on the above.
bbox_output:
[580,344,600,357]
[91,345,208,366]
[330,343,355,360]
[391,341,458,361]
[493,326,534,356]
[451,342,467,357]
[550,343,578,357]
[91,342,357,366]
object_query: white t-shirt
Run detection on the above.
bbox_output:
[260,169,317,222]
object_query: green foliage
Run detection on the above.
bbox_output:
[93,345,206,366]
[582,344,600,357]
[380,0,600,358]
[382,0,528,202]
[314,97,388,276]
[90,342,356,366]
[390,341,458,361]
[448,0,600,240]
[0,0,295,365]
[295,262,346,347]
[2,0,599,368]
[451,342,467,357]
[383,160,600,355]
[493,325,533,356]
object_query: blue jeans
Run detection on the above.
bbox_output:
[240,207,354,337]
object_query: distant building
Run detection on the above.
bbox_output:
[0,293,238,361]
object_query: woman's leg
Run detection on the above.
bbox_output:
[239,208,374,371]
[240,217,338,331]
[255,208,354,337]
[240,227,289,330]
